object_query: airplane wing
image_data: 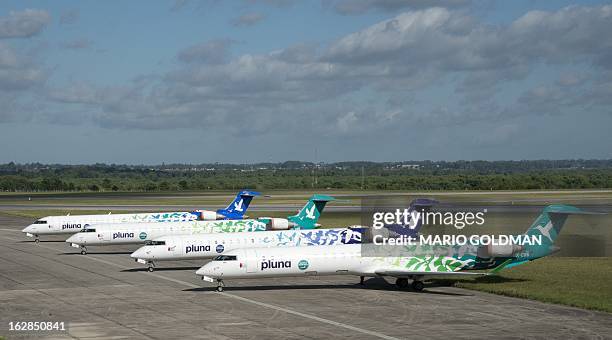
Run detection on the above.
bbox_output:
[375,270,487,278]
[375,259,514,278]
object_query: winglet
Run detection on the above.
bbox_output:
[488,259,513,275]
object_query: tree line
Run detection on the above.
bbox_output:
[0,160,610,192]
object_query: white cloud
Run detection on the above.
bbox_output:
[0,9,51,39]
[231,12,265,27]
[43,4,612,137]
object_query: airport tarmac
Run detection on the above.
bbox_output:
[1,215,612,339]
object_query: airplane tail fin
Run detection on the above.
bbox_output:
[386,198,438,237]
[217,190,261,219]
[520,204,603,258]
[523,205,582,247]
[287,194,335,229]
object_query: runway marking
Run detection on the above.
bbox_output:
[13,238,399,339]
[0,238,203,291]
[220,292,400,340]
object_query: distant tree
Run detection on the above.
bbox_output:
[102,178,112,189]
[178,180,189,190]
[159,181,170,191]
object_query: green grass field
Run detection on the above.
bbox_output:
[432,257,612,313]
[1,189,611,206]
[2,190,611,313]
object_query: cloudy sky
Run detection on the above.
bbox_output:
[0,0,611,164]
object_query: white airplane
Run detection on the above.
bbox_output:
[196,205,587,292]
[66,195,334,254]
[196,244,490,292]
[21,190,260,242]
[130,198,436,271]
[130,227,364,271]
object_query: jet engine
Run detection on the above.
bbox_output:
[193,210,226,221]
[477,244,523,258]
[261,218,295,230]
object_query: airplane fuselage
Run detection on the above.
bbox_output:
[21,211,215,237]
[66,219,269,247]
[195,244,493,281]
[130,227,364,262]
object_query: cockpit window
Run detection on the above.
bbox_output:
[144,240,166,246]
[80,228,96,233]
[213,255,237,261]
[33,220,47,224]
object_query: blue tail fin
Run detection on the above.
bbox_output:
[217,190,261,219]
[385,198,438,237]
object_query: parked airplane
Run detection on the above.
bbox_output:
[130,198,436,271]
[196,205,587,292]
[22,190,260,242]
[66,194,334,254]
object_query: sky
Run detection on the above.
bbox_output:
[0,0,611,164]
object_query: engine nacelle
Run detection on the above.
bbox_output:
[262,218,294,230]
[477,244,523,258]
[193,210,224,221]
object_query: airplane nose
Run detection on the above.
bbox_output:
[22,225,35,233]
[130,247,144,259]
[196,264,222,278]
[196,265,211,277]
[65,234,76,243]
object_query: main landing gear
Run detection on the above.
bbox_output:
[411,280,424,292]
[216,279,224,292]
[395,278,424,292]
[80,246,87,255]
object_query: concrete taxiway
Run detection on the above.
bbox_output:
[1,215,611,339]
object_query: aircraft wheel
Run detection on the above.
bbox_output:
[411,280,424,292]
[148,266,154,272]
[80,247,87,255]
[396,278,409,289]
[35,238,40,243]
[216,280,224,292]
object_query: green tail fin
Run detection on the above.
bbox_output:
[523,204,582,247]
[287,194,335,229]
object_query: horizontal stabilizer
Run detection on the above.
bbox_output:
[310,194,335,202]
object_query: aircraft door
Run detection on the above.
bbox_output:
[245,248,258,273]
[98,230,112,242]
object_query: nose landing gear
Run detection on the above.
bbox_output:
[216,279,224,292]
[147,262,155,272]
[34,236,40,243]
[80,246,87,255]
